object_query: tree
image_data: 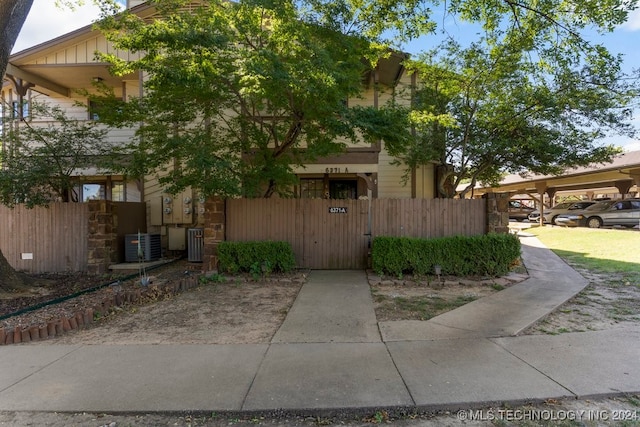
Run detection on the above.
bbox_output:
[92,0,415,198]
[0,102,109,207]
[385,36,636,197]
[0,0,34,81]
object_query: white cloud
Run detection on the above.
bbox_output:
[12,0,105,53]
[621,9,640,31]
[624,141,640,152]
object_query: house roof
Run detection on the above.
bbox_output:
[4,3,154,97]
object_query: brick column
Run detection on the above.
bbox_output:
[483,192,510,234]
[202,197,226,272]
[87,200,118,274]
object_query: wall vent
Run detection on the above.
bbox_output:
[125,233,161,262]
[188,228,204,262]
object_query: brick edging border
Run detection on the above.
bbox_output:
[0,275,202,346]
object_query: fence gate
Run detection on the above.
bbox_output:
[226,199,369,269]
[302,199,369,269]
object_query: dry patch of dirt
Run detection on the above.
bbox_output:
[38,279,303,345]
[1,261,305,345]
[369,273,526,321]
[524,267,640,335]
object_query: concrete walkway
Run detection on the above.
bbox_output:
[0,235,639,415]
[379,233,590,340]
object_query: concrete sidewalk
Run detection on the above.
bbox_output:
[379,233,590,341]
[0,235,639,415]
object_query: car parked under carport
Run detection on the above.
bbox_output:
[528,201,596,225]
[555,199,640,228]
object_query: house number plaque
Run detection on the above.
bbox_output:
[325,167,349,173]
[328,207,348,214]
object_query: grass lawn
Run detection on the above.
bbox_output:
[528,226,640,286]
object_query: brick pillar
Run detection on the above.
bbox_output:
[483,192,510,234]
[202,197,226,272]
[87,200,118,274]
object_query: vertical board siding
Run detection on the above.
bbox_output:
[0,203,89,273]
[227,198,486,269]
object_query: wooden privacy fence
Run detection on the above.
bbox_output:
[0,203,89,273]
[226,198,487,269]
[0,201,147,274]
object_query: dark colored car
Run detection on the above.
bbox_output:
[508,200,536,221]
[554,199,640,228]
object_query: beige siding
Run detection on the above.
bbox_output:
[377,142,412,198]
[26,35,143,66]
[393,70,414,107]
[415,164,436,199]
[15,92,138,146]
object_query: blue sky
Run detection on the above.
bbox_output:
[12,0,640,151]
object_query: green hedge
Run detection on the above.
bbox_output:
[218,241,296,274]
[372,233,521,278]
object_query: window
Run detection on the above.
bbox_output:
[300,178,324,199]
[299,178,358,199]
[329,180,357,199]
[83,184,105,201]
[613,201,631,210]
[11,100,29,119]
[111,182,125,201]
[88,100,100,121]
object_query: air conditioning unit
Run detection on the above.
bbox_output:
[187,228,204,262]
[125,233,161,262]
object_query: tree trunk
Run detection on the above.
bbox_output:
[0,249,29,292]
[0,0,34,79]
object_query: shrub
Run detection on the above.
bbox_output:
[372,233,521,278]
[217,241,296,274]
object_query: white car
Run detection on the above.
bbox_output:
[528,201,596,225]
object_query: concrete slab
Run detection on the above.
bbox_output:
[0,345,80,392]
[379,321,479,342]
[380,280,587,341]
[386,339,573,407]
[421,282,582,337]
[0,344,268,412]
[109,258,176,272]
[519,235,587,285]
[243,343,413,410]
[271,270,380,343]
[493,327,640,397]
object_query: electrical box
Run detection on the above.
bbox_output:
[162,189,194,224]
[168,227,187,251]
[149,197,163,226]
